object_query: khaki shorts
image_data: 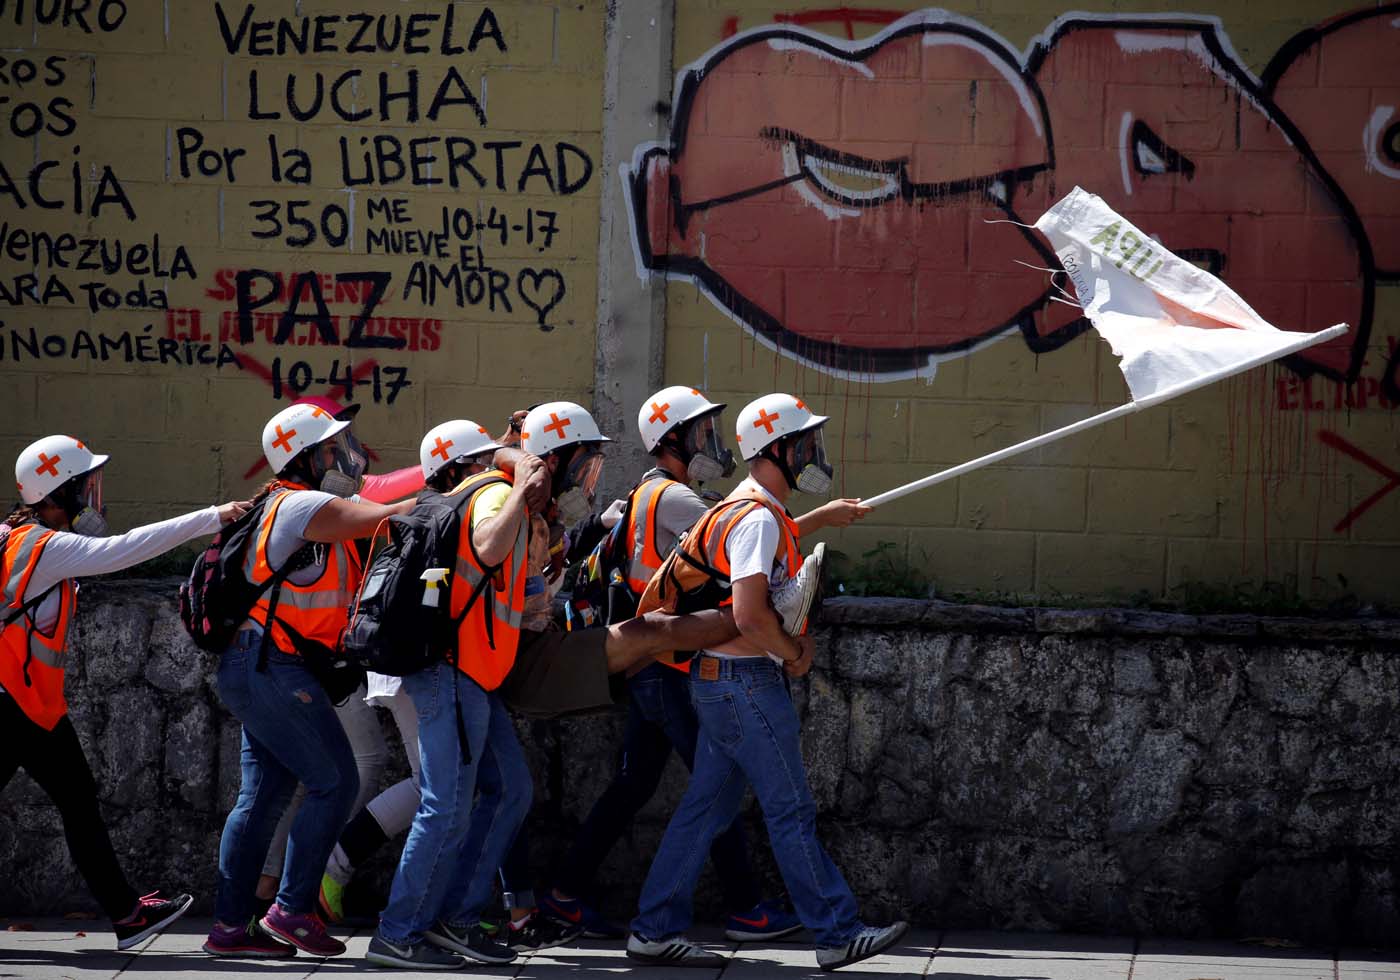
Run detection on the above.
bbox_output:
[498,627,615,719]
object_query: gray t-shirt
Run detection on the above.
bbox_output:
[642,468,711,557]
[264,489,337,585]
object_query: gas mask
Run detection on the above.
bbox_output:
[64,469,109,537]
[673,413,736,484]
[316,428,369,498]
[553,445,604,526]
[785,427,833,496]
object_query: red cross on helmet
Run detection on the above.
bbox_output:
[15,435,109,505]
[734,393,827,461]
[419,419,503,481]
[520,401,610,458]
[637,385,726,451]
[261,403,352,475]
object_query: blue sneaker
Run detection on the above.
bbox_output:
[724,900,805,942]
[539,892,625,940]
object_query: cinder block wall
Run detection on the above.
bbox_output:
[0,0,606,521]
[1,1,1398,601]
[649,1,1400,605]
[2,583,1397,946]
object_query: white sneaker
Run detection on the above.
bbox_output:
[816,921,909,971]
[771,542,825,635]
[626,932,727,967]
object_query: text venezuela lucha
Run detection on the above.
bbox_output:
[216,3,507,125]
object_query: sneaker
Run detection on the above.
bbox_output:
[724,899,805,942]
[772,542,825,635]
[815,921,909,972]
[202,919,297,959]
[113,890,193,951]
[540,892,626,940]
[259,904,346,957]
[317,873,346,924]
[424,920,517,965]
[505,910,584,950]
[365,932,466,970]
[626,932,727,967]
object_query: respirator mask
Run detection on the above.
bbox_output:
[674,413,736,484]
[785,426,833,496]
[64,468,109,537]
[316,428,369,498]
[553,445,604,526]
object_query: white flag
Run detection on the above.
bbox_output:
[1034,187,1346,405]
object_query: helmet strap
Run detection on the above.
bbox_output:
[762,440,800,491]
[548,447,574,499]
[48,477,85,524]
[283,449,323,488]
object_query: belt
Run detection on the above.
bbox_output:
[690,652,778,681]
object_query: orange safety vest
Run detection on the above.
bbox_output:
[622,475,683,596]
[696,487,801,604]
[0,524,78,731]
[637,485,801,667]
[243,488,362,655]
[446,470,529,691]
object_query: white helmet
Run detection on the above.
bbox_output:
[520,401,610,458]
[420,420,503,481]
[16,435,109,505]
[735,394,828,461]
[261,402,351,475]
[637,385,725,452]
[736,393,833,494]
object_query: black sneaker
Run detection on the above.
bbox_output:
[113,891,194,951]
[365,932,466,970]
[424,920,517,965]
[626,932,728,967]
[816,921,909,971]
[505,910,584,951]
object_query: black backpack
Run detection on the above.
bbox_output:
[340,481,506,678]
[179,497,281,653]
[566,486,644,629]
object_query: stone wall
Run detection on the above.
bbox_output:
[1,581,1397,947]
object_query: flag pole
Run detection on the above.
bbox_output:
[863,324,1348,509]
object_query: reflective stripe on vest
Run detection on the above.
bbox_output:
[624,476,680,595]
[699,489,801,595]
[243,489,362,654]
[447,471,529,691]
[0,525,76,730]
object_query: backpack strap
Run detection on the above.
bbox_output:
[451,474,515,652]
[255,542,318,673]
[1,582,57,629]
[5,582,60,689]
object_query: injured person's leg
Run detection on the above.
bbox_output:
[603,607,740,674]
[500,608,741,719]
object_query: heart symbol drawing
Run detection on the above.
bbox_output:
[518,268,566,331]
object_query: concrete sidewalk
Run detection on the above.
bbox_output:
[1,918,1395,979]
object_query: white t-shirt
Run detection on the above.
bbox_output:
[704,478,790,661]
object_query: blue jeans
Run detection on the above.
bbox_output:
[632,657,860,947]
[214,631,359,923]
[557,662,759,911]
[379,661,531,944]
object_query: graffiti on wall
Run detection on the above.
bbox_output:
[0,3,594,404]
[627,5,1400,402]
